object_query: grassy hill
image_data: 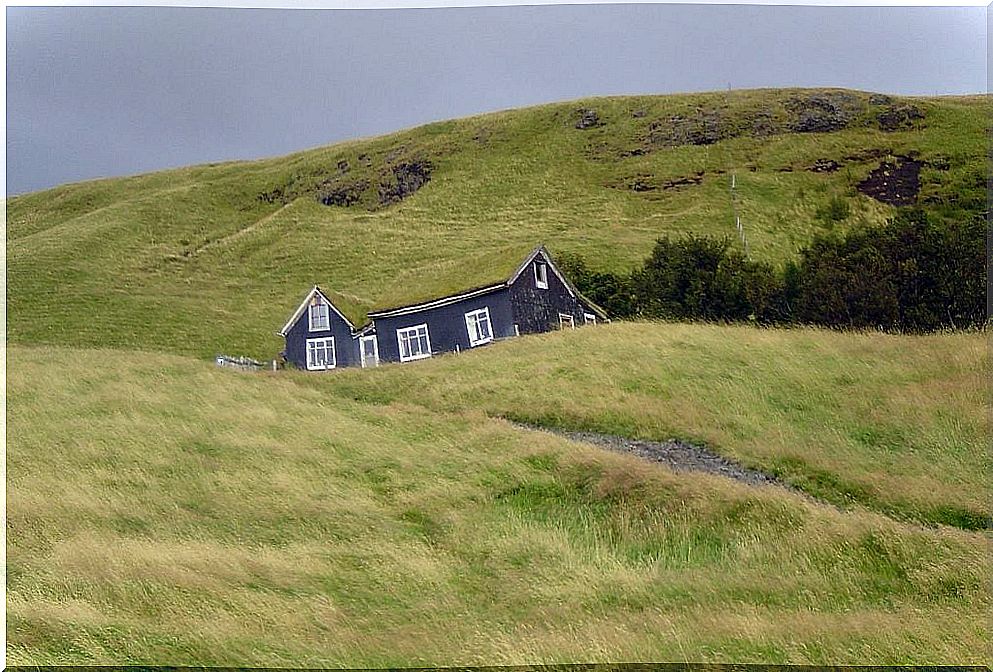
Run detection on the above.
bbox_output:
[7,88,987,359]
[7,88,989,665]
[7,324,989,665]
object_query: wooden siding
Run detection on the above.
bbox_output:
[508,250,590,333]
[283,303,362,370]
[374,288,515,364]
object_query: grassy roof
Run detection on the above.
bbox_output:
[367,243,539,315]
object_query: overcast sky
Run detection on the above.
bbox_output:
[5,3,987,195]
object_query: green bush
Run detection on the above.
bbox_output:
[564,209,984,332]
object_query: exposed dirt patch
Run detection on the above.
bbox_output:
[574,108,601,130]
[808,158,842,173]
[607,171,705,194]
[856,156,922,206]
[317,179,369,207]
[258,147,435,209]
[748,110,780,138]
[257,187,287,205]
[515,422,806,494]
[377,159,433,207]
[877,103,925,132]
[648,108,727,147]
[614,94,867,158]
[785,91,864,133]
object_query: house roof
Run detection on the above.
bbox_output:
[367,243,539,317]
[280,244,608,335]
[367,243,609,320]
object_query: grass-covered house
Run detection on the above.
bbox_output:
[278,245,607,370]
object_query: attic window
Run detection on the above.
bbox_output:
[534,261,548,289]
[309,296,330,331]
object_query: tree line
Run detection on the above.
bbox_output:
[559,208,986,332]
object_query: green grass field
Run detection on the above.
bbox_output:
[6,88,988,359]
[6,323,990,665]
[7,88,990,665]
[310,322,989,531]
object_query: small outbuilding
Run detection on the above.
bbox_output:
[278,244,607,371]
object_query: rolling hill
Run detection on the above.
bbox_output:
[6,88,988,359]
[7,327,989,664]
[6,87,990,665]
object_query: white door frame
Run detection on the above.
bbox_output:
[359,334,379,368]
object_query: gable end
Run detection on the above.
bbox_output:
[278,286,356,336]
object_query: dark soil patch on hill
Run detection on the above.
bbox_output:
[647,108,727,147]
[257,149,434,210]
[606,171,706,194]
[318,179,369,207]
[785,91,865,133]
[877,103,925,132]
[808,159,842,173]
[574,108,601,130]
[377,159,433,207]
[857,156,923,206]
[615,92,870,159]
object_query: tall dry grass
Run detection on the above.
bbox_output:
[7,343,990,665]
[311,321,988,529]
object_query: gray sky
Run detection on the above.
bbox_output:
[5,4,986,195]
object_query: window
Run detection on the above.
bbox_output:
[308,297,330,331]
[465,307,493,347]
[397,324,432,362]
[306,337,335,370]
[584,312,597,326]
[559,313,575,329]
[534,261,548,289]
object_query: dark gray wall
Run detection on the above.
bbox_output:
[284,303,361,370]
[373,288,514,364]
[509,251,592,333]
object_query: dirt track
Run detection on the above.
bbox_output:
[516,422,805,495]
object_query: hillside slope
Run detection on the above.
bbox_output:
[7,333,989,664]
[7,88,987,359]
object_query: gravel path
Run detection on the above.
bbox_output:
[515,422,805,495]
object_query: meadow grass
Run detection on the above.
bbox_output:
[6,89,988,359]
[307,321,989,530]
[7,343,990,665]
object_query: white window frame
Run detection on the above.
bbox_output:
[305,336,336,370]
[559,313,575,330]
[397,323,432,363]
[308,299,330,332]
[464,307,493,347]
[584,312,597,325]
[359,335,379,368]
[534,261,549,289]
